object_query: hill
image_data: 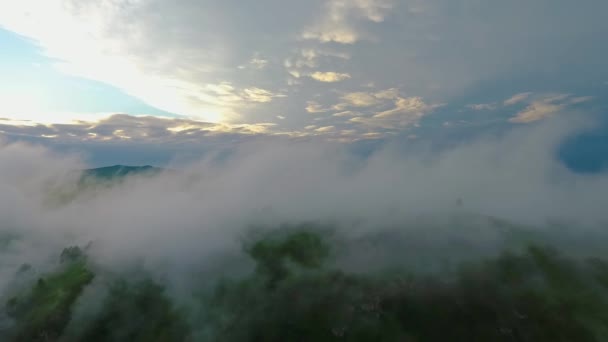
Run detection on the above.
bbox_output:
[82,165,163,181]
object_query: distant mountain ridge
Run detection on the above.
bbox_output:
[82,165,163,180]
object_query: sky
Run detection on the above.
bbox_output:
[0,0,607,167]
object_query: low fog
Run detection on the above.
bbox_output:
[1,116,607,295]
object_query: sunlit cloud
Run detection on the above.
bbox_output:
[315,125,335,133]
[0,0,606,140]
[332,111,358,117]
[0,113,394,146]
[509,94,593,124]
[335,92,380,109]
[310,71,351,83]
[302,0,394,44]
[504,92,533,106]
[349,96,440,129]
[306,101,332,114]
[243,87,286,103]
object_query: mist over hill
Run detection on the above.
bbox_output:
[1,118,608,341]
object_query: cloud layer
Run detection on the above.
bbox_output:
[1,0,606,135]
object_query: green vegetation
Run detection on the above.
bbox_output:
[204,233,608,341]
[4,227,608,341]
[2,245,186,342]
[76,279,188,342]
[81,165,163,182]
[246,230,330,287]
[45,165,165,206]
[5,247,93,341]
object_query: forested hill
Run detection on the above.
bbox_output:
[82,165,163,181]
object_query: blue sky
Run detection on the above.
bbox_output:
[0,29,173,122]
[0,0,606,167]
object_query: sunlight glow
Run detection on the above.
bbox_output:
[0,1,229,124]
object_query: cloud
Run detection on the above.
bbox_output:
[375,96,438,118]
[333,111,358,117]
[334,88,415,111]
[248,55,269,70]
[509,94,593,123]
[329,88,441,129]
[238,54,269,70]
[350,96,440,129]
[302,0,394,44]
[0,0,606,136]
[315,125,335,133]
[0,113,403,160]
[306,101,332,113]
[335,92,380,109]
[0,114,279,145]
[302,28,359,45]
[310,72,351,82]
[468,103,497,111]
[285,49,321,71]
[284,49,352,85]
[242,87,285,103]
[504,92,533,106]
[461,92,595,124]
